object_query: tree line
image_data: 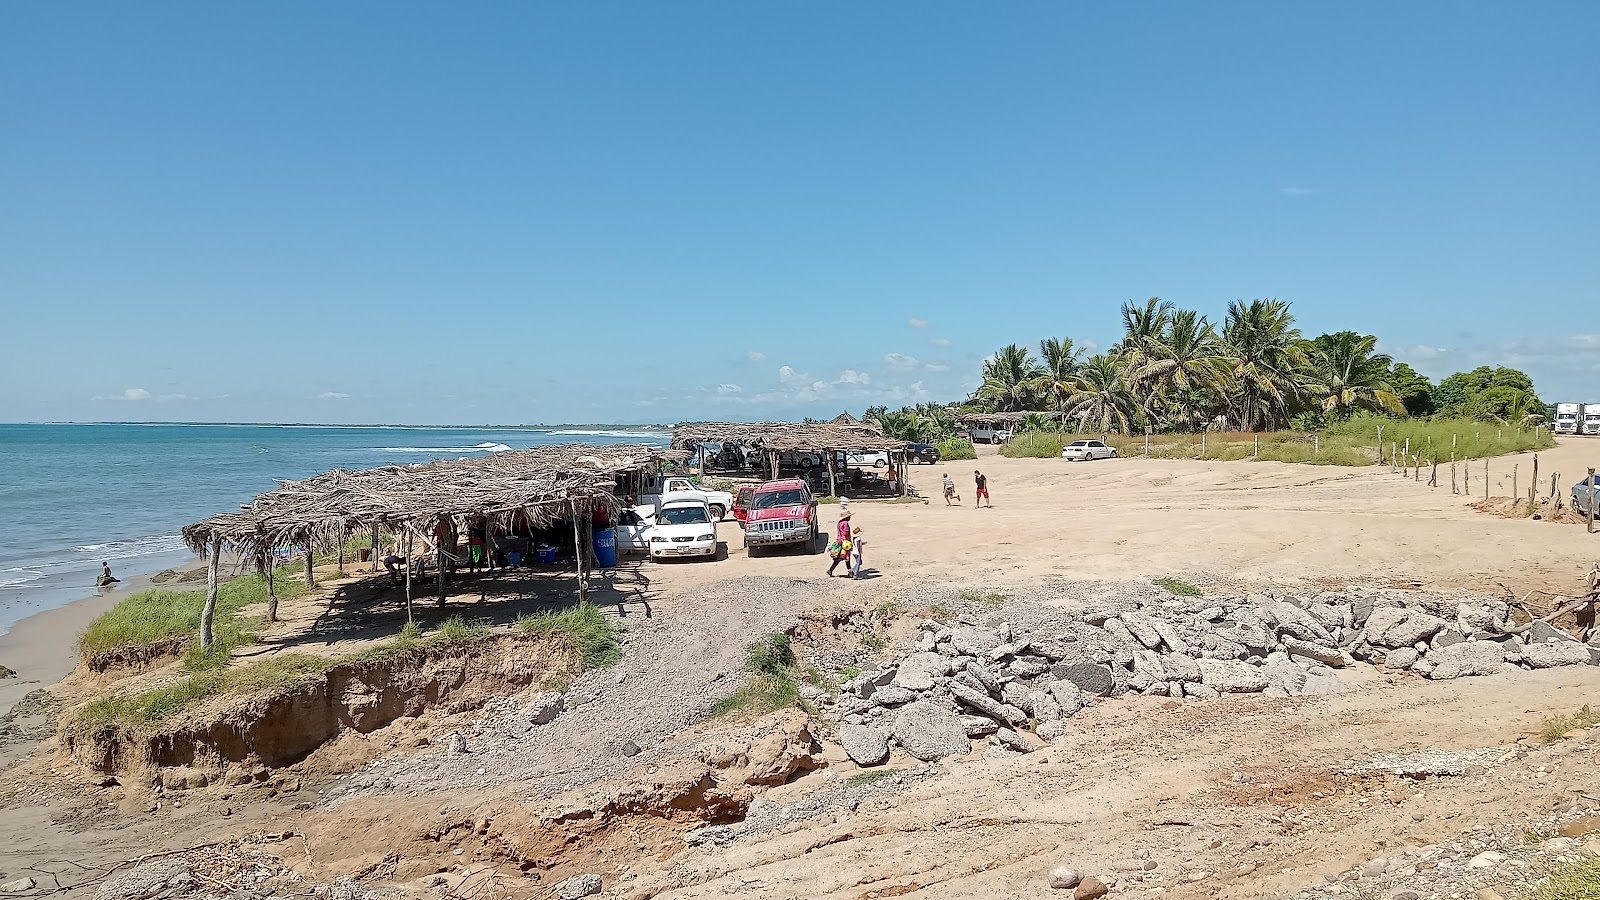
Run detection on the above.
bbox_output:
[869,299,1545,442]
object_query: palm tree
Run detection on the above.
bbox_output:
[977,343,1045,412]
[1124,308,1227,432]
[1304,331,1403,416]
[1221,299,1309,431]
[1118,298,1173,353]
[1499,392,1545,429]
[1034,337,1084,413]
[1063,355,1137,434]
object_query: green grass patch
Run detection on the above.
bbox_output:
[1526,854,1600,900]
[838,665,862,681]
[958,589,1010,608]
[934,438,976,461]
[846,769,900,787]
[81,567,310,667]
[1539,705,1600,744]
[998,433,1066,458]
[516,603,621,670]
[710,632,799,719]
[1153,576,1202,597]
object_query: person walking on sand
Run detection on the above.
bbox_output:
[974,469,992,508]
[848,525,866,579]
[826,510,853,576]
[942,472,960,506]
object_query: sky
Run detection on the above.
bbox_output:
[2,2,1596,425]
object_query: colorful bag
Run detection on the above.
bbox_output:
[827,541,844,559]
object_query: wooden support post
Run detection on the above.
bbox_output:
[769,450,779,481]
[1530,455,1539,507]
[1391,442,1397,473]
[1376,425,1383,462]
[572,500,588,603]
[1429,459,1438,488]
[337,525,345,575]
[1414,456,1420,482]
[404,530,414,624]
[1451,456,1457,494]
[1484,459,1489,500]
[1202,429,1207,457]
[826,452,837,498]
[371,524,380,572]
[265,548,279,622]
[1590,468,1597,534]
[200,536,221,649]
[1313,433,1319,455]
[1513,464,1519,504]
[1144,431,1150,456]
[304,544,315,588]
[1255,434,1260,457]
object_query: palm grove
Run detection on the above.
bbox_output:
[869,299,1546,444]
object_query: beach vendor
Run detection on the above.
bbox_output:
[826,510,853,577]
[97,562,118,587]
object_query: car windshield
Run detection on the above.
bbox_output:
[754,488,806,508]
[657,506,710,525]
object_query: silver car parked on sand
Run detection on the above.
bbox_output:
[1573,473,1600,518]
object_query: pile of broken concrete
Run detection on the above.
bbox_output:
[829,589,1599,767]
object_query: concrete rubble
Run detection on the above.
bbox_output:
[828,588,1597,765]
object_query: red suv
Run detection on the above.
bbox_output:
[740,479,819,557]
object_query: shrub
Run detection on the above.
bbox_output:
[1153,577,1202,597]
[517,603,622,669]
[934,438,976,461]
[81,568,308,666]
[710,631,799,718]
[998,433,1065,458]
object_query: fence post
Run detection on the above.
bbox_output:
[1451,455,1457,494]
[1513,464,1518,504]
[1484,459,1489,500]
[1590,468,1597,534]
[1530,454,1538,508]
[1377,425,1383,462]
[1255,434,1260,457]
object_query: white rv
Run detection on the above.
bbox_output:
[1584,404,1600,436]
[1554,403,1581,434]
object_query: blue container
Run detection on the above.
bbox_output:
[505,551,522,568]
[534,546,558,564]
[592,528,618,568]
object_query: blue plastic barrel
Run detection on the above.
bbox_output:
[505,551,522,568]
[592,528,618,568]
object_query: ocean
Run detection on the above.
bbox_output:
[0,423,669,633]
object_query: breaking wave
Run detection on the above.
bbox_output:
[373,442,512,453]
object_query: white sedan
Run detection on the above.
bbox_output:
[646,500,720,562]
[1061,439,1118,461]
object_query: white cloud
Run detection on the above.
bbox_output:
[778,365,810,385]
[908,318,930,329]
[1383,334,1600,399]
[746,351,767,363]
[124,388,150,401]
[884,353,920,370]
[716,383,742,395]
[923,362,951,372]
[929,337,951,347]
[317,391,352,400]
[836,369,870,385]
[1279,187,1314,197]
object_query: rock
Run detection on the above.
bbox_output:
[1162,653,1201,683]
[1521,641,1594,669]
[891,700,972,761]
[1559,816,1600,837]
[522,692,566,728]
[1028,690,1065,722]
[894,669,935,692]
[1468,851,1505,870]
[557,873,602,899]
[1261,660,1307,694]
[1055,662,1114,697]
[1036,719,1072,742]
[1475,889,1506,900]
[1282,637,1349,668]
[1131,648,1167,681]
[961,715,1000,737]
[3,878,37,894]
[964,662,1003,694]
[871,686,917,706]
[1047,680,1086,716]
[1373,611,1450,649]
[1197,658,1269,693]
[1049,866,1083,889]
[159,766,209,791]
[1263,600,1336,643]
[950,626,1004,657]
[1432,627,1466,650]
[1300,673,1350,695]
[619,739,641,757]
[684,824,738,847]
[1102,618,1139,648]
[993,727,1033,752]
[1150,620,1190,654]
[1542,836,1583,854]
[949,682,1026,725]
[1526,620,1576,643]
[1427,641,1510,680]
[839,725,891,766]
[894,652,952,690]
[1384,648,1420,670]
[1009,658,1052,678]
[1073,875,1109,900]
[1118,613,1165,650]
[1185,684,1220,700]
[0,664,14,678]
[742,710,822,785]
[987,641,1029,662]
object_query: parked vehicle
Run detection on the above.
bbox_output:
[1554,403,1581,435]
[845,450,890,469]
[653,475,735,520]
[646,499,720,562]
[905,442,941,464]
[968,424,1013,445]
[1584,405,1600,436]
[732,485,757,526]
[741,478,819,557]
[1061,439,1118,461]
[779,450,824,468]
[1573,473,1600,518]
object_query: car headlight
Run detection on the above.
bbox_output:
[698,533,714,541]
[651,536,667,543]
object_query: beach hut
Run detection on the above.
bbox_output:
[181,444,677,647]
[669,421,910,499]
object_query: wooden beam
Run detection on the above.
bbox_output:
[404,529,414,624]
[200,536,221,649]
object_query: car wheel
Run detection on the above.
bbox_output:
[709,504,726,520]
[747,543,762,558]
[1110,449,1118,458]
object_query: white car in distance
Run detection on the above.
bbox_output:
[1061,439,1118,462]
[647,500,720,562]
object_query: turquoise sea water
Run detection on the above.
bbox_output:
[0,423,668,633]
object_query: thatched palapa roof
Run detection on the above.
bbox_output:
[957,411,1063,425]
[182,444,678,557]
[670,421,905,452]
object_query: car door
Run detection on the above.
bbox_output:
[1091,441,1110,460]
[616,508,653,553]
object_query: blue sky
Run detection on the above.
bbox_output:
[2,2,1596,424]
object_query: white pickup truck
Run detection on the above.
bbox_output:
[641,475,735,520]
